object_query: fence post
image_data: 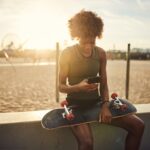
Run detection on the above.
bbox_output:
[56,42,60,102]
[125,43,131,99]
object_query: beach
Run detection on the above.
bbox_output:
[0,59,150,112]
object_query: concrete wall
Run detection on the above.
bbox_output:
[0,107,150,150]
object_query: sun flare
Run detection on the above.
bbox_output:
[18,4,70,50]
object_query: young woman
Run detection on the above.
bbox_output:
[58,10,145,150]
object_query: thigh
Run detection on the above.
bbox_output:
[111,114,144,132]
[71,123,93,142]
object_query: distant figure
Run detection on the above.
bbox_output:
[58,10,145,150]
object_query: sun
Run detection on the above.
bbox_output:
[18,5,70,50]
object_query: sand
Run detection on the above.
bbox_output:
[0,59,149,112]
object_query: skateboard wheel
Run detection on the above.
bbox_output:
[60,100,68,107]
[66,113,74,120]
[111,93,118,99]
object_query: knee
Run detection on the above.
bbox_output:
[131,118,145,136]
[137,119,145,134]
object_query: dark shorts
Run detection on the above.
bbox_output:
[66,96,102,108]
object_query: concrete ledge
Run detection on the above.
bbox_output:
[0,109,50,124]
[0,104,150,150]
[0,104,150,124]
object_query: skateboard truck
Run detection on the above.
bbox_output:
[111,93,127,111]
[60,100,75,120]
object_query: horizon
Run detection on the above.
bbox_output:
[0,0,150,50]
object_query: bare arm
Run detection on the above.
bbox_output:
[99,48,109,102]
[98,48,112,123]
[58,62,80,93]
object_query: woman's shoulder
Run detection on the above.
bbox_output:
[95,46,106,59]
[61,44,77,55]
[95,46,105,53]
[60,44,77,61]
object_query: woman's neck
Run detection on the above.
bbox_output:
[78,44,93,58]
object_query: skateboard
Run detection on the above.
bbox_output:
[41,93,137,130]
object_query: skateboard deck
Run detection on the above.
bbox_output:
[41,96,137,130]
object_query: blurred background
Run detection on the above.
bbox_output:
[0,0,149,112]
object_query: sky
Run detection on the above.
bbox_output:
[0,0,150,50]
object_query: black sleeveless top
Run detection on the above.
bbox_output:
[59,44,101,106]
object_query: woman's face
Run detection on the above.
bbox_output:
[79,37,96,51]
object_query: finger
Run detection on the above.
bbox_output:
[87,87,98,92]
[101,116,111,124]
[99,114,102,123]
[90,84,98,88]
[106,116,112,124]
[101,116,106,123]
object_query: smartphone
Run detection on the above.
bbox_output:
[87,76,100,84]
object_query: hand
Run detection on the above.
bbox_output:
[99,103,112,124]
[77,79,98,92]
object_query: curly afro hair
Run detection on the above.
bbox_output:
[68,10,104,39]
